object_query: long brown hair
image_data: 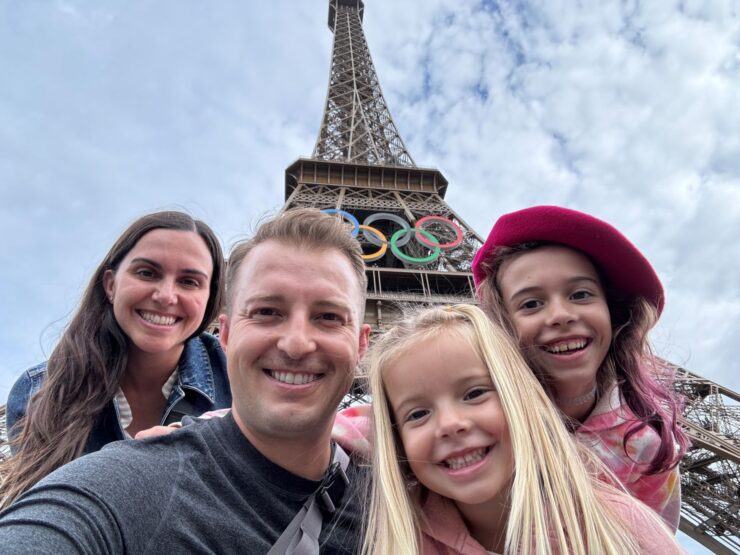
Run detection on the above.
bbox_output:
[0,211,224,507]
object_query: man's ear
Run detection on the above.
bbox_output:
[357,324,371,361]
[218,314,230,352]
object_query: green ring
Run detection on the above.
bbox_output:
[390,228,441,264]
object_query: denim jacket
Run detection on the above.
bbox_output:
[5,333,232,455]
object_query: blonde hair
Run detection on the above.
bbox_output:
[362,304,678,555]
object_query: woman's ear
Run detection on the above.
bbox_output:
[103,269,115,303]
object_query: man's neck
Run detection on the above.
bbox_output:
[231,409,333,481]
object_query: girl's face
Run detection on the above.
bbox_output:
[103,229,213,362]
[384,330,514,513]
[497,245,612,398]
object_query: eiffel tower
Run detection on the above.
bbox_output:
[284,0,483,330]
[282,1,740,552]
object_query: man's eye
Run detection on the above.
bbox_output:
[252,308,278,318]
[318,313,344,325]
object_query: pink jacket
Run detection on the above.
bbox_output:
[417,490,683,554]
[576,384,681,531]
[418,493,495,554]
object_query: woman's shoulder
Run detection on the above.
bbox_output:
[195,332,222,350]
[8,361,49,399]
[182,333,226,368]
[179,333,230,406]
[5,361,50,437]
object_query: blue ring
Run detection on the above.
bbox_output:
[322,209,360,238]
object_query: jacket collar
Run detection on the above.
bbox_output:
[420,493,490,554]
[175,335,216,403]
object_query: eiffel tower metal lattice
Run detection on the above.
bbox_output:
[287,1,483,329]
[285,1,740,552]
[312,0,414,167]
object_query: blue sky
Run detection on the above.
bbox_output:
[2,2,738,551]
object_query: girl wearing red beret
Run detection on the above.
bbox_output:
[472,205,689,531]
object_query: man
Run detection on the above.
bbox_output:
[0,208,371,554]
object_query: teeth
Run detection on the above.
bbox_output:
[140,311,177,326]
[545,339,586,354]
[444,448,487,470]
[269,370,320,385]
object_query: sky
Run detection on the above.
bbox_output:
[1,1,738,552]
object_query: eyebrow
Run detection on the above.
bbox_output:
[391,396,423,418]
[241,295,352,313]
[390,373,491,416]
[507,275,601,303]
[129,257,210,279]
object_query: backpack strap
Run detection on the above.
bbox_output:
[267,444,351,555]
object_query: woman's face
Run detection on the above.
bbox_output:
[103,229,213,361]
[384,331,514,515]
[497,245,612,399]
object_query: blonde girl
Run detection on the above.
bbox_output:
[358,304,682,554]
[471,206,688,531]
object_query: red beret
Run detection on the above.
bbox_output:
[472,205,664,313]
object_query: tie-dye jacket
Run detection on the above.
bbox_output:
[576,383,681,532]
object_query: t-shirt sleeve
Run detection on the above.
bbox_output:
[0,483,124,554]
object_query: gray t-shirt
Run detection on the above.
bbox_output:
[0,413,365,554]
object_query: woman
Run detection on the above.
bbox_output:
[2,211,231,507]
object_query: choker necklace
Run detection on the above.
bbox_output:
[557,385,598,406]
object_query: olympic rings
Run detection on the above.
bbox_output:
[321,208,462,265]
[390,228,440,264]
[359,225,387,262]
[415,215,463,249]
[362,213,412,246]
[322,209,360,238]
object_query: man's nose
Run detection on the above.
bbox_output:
[277,316,317,359]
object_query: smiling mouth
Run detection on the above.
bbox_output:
[266,369,322,385]
[138,310,179,326]
[442,447,490,470]
[541,338,590,354]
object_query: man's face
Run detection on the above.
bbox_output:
[220,240,370,445]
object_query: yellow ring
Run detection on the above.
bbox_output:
[360,225,387,261]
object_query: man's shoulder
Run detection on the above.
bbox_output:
[41,418,224,494]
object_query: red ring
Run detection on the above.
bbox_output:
[415,216,463,249]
